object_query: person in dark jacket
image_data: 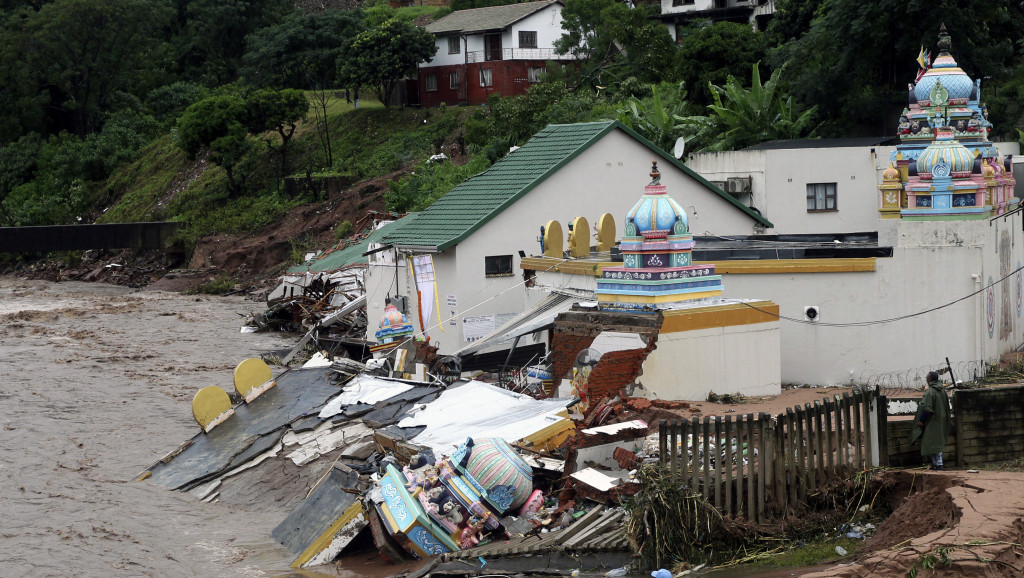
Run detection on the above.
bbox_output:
[911,371,951,470]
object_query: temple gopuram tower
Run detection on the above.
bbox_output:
[595,162,724,310]
[881,24,1016,219]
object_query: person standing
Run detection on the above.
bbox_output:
[911,371,952,470]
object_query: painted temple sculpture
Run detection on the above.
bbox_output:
[881,24,1017,219]
[595,162,724,311]
[372,301,415,353]
[368,436,542,558]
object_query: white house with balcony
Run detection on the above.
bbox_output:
[660,0,775,41]
[417,0,575,107]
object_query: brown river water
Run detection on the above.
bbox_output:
[0,278,408,577]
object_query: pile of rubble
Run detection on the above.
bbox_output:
[138,354,660,573]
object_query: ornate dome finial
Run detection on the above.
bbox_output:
[937,23,951,54]
[649,160,660,185]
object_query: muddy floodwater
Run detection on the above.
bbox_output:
[0,278,357,577]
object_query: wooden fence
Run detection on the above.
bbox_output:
[658,388,885,521]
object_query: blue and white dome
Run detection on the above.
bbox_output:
[624,164,688,239]
[917,128,975,177]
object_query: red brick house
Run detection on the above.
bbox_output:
[417,0,575,107]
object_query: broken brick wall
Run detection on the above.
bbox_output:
[550,309,663,399]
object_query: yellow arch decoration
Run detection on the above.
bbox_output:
[192,386,234,432]
[543,220,564,258]
[569,216,590,258]
[596,213,616,252]
[234,358,276,403]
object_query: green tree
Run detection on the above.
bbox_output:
[338,18,437,109]
[771,0,1024,136]
[244,88,308,181]
[617,82,693,155]
[554,0,674,90]
[19,0,172,138]
[176,94,251,196]
[683,63,817,151]
[675,22,765,106]
[173,0,292,86]
[240,9,365,90]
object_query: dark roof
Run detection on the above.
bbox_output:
[425,0,560,34]
[381,121,773,251]
[743,137,899,151]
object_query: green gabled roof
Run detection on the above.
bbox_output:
[287,215,417,273]
[381,121,772,252]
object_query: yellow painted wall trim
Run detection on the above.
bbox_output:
[521,256,877,276]
[696,258,876,274]
[597,289,723,304]
[292,502,365,568]
[661,301,780,333]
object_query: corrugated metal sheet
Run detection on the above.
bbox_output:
[453,291,578,356]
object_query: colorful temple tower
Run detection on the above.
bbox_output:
[881,24,1016,219]
[372,302,414,353]
[595,162,724,310]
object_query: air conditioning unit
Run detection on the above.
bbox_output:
[726,176,752,195]
[710,181,727,191]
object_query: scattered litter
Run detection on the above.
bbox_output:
[651,569,671,578]
[835,545,848,556]
[968,469,980,473]
[240,326,258,333]
[605,566,628,577]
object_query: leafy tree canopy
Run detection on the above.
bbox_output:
[338,18,437,109]
[554,0,675,90]
[675,21,765,106]
[241,9,365,90]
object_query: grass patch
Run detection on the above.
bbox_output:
[743,537,862,569]
[96,136,187,223]
[184,274,235,295]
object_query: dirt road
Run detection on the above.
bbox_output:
[0,278,306,577]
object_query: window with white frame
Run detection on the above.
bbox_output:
[425,74,437,91]
[806,182,837,211]
[485,255,513,277]
[528,66,545,83]
[479,69,493,87]
[448,36,460,54]
[518,31,537,48]
[449,71,459,90]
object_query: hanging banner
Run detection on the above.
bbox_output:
[411,255,436,333]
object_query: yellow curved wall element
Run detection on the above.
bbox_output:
[234,358,275,402]
[192,386,234,432]
[596,213,616,252]
[569,216,590,258]
[543,220,564,258]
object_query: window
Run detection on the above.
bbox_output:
[449,71,459,90]
[479,69,493,87]
[425,74,437,91]
[518,31,537,48]
[806,183,837,211]
[527,66,545,83]
[448,36,460,54]
[485,255,513,277]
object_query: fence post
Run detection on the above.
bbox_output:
[862,389,874,468]
[691,419,700,492]
[746,413,756,520]
[659,419,668,472]
[842,392,854,474]
[791,407,805,504]
[679,418,690,488]
[852,392,864,470]
[814,400,826,483]
[824,398,835,479]
[702,417,712,502]
[712,417,722,512]
[758,412,768,523]
[776,411,789,514]
[878,392,889,467]
[724,414,734,517]
[803,403,816,494]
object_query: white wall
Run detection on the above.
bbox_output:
[660,0,714,16]
[423,35,465,68]
[714,216,1024,385]
[639,321,781,400]
[510,6,564,51]
[365,128,766,355]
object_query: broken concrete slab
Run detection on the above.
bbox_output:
[272,463,367,568]
[144,367,340,490]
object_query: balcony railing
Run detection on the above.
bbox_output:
[465,48,575,63]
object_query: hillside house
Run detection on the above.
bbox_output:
[417,0,576,107]
[660,0,775,41]
[362,120,772,359]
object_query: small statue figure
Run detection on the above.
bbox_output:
[898,115,911,136]
[459,517,485,549]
